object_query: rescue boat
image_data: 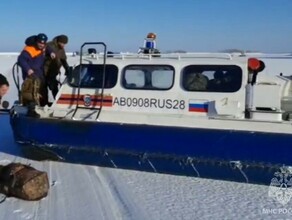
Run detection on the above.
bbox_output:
[9,41,292,184]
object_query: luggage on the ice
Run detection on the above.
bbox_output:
[0,163,49,201]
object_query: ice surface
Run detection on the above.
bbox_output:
[0,153,290,220]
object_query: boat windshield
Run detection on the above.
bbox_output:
[122,65,174,90]
[68,64,118,88]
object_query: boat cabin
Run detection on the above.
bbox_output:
[47,51,291,124]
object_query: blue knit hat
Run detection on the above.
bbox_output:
[36,33,48,44]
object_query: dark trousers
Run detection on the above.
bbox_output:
[47,77,59,99]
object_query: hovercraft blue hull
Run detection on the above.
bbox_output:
[10,114,292,184]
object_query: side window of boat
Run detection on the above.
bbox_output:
[68,64,118,88]
[182,65,242,92]
[122,65,174,90]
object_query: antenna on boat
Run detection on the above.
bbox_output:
[71,42,107,120]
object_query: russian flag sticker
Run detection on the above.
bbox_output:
[188,100,209,113]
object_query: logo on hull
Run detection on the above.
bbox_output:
[83,94,92,107]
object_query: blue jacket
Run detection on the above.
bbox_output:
[18,45,51,80]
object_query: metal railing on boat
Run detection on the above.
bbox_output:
[82,52,234,60]
[71,42,107,121]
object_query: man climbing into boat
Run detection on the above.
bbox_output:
[44,35,69,103]
[18,33,55,117]
[0,73,9,106]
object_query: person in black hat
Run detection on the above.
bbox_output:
[44,35,69,101]
[0,73,9,106]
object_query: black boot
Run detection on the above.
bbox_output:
[27,110,40,118]
[26,102,40,118]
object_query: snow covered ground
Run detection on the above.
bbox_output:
[0,152,290,220]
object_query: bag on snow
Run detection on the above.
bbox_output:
[0,163,49,201]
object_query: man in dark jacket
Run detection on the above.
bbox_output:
[44,35,69,99]
[18,33,55,117]
[0,73,9,107]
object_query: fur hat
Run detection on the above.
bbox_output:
[0,74,9,86]
[56,35,68,44]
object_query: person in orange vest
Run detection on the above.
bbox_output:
[18,33,55,117]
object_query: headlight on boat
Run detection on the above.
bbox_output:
[248,58,260,71]
[248,58,265,73]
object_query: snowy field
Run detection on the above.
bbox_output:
[1,53,292,219]
[0,151,291,220]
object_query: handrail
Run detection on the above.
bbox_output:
[12,62,21,102]
[81,52,234,60]
[72,42,107,120]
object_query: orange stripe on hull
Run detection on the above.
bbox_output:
[59,94,113,100]
[56,100,113,107]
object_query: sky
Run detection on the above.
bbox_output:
[0,0,292,53]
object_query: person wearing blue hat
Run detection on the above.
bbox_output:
[18,33,55,117]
